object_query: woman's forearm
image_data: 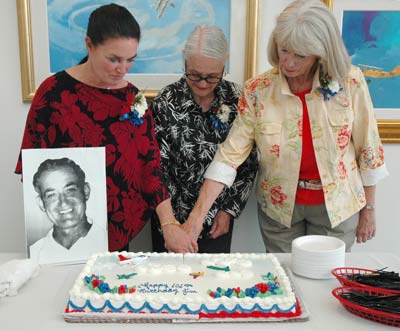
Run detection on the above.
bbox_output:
[363,185,376,209]
[156,198,177,225]
[183,179,225,239]
[191,179,225,221]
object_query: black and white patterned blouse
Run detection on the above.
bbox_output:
[151,77,258,237]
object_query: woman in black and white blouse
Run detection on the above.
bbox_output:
[151,26,258,253]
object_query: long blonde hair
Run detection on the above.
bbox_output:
[267,0,351,81]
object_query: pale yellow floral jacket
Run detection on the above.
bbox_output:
[205,66,388,228]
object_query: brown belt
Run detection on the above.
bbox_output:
[298,179,323,190]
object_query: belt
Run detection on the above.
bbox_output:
[298,179,323,190]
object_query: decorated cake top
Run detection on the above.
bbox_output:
[69,252,295,313]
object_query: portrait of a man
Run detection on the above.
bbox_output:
[22,147,107,264]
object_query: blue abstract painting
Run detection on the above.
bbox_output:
[47,0,231,74]
[342,11,400,109]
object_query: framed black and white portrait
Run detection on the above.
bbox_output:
[22,147,108,264]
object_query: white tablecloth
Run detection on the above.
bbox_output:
[0,252,399,331]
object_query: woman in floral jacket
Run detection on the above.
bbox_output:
[15,4,172,252]
[183,0,388,252]
[151,26,258,253]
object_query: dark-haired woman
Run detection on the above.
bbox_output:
[15,3,181,252]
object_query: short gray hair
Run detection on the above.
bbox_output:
[267,0,351,81]
[183,25,228,64]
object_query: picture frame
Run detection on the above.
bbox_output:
[332,0,400,143]
[22,147,108,265]
[253,0,399,143]
[16,0,258,102]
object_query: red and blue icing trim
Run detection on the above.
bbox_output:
[67,300,300,316]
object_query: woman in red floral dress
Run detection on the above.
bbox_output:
[15,4,186,252]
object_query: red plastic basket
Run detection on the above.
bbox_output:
[332,286,400,327]
[331,267,400,294]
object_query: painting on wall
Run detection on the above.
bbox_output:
[17,0,255,102]
[333,0,400,142]
[47,0,231,75]
[342,10,399,109]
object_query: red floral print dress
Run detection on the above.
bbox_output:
[15,71,169,251]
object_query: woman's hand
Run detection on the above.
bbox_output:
[181,217,203,242]
[162,224,198,253]
[356,208,376,243]
[156,199,198,252]
[208,210,231,239]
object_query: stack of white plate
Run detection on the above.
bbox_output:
[291,235,345,279]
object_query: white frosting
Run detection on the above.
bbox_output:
[67,252,298,316]
[177,264,191,273]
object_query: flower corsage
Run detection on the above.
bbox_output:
[210,103,231,131]
[119,92,147,126]
[317,73,342,101]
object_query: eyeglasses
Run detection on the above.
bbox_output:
[184,66,225,84]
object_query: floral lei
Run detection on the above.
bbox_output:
[210,103,231,131]
[317,71,342,101]
[119,92,147,126]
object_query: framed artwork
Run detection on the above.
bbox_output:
[17,0,258,102]
[333,0,400,143]
[22,147,108,264]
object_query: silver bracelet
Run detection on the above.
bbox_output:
[364,204,375,210]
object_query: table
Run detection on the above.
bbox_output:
[0,252,399,331]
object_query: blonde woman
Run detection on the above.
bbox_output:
[183,0,388,253]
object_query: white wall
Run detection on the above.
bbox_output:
[0,0,31,254]
[1,1,399,255]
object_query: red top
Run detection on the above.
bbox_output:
[295,90,324,205]
[15,71,169,251]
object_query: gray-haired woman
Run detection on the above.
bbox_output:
[183,0,388,253]
[151,25,258,253]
